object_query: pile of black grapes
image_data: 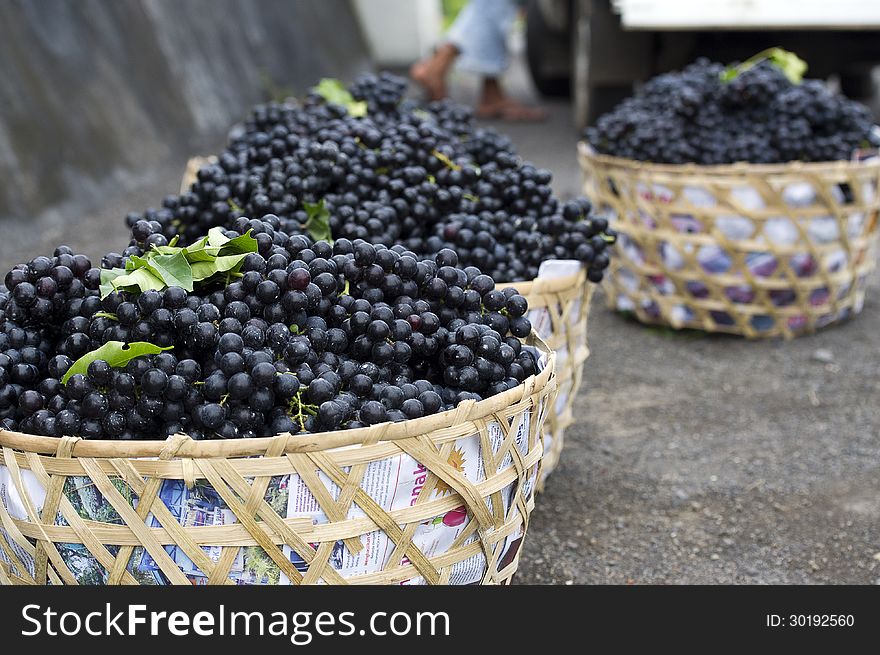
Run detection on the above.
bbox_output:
[127,71,615,284]
[585,58,880,165]
[0,215,540,440]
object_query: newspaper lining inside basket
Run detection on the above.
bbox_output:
[580,142,880,337]
[612,173,874,331]
[522,259,583,480]
[0,347,549,585]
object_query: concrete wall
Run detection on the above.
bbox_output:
[0,0,370,221]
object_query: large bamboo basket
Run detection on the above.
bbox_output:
[0,339,555,586]
[579,142,880,338]
[179,156,216,194]
[498,269,593,489]
[180,157,595,489]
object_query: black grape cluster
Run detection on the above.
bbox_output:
[0,216,538,440]
[586,58,879,165]
[3,249,99,329]
[125,71,615,283]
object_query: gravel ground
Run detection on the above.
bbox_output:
[0,51,877,585]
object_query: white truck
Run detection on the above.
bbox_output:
[525,0,880,127]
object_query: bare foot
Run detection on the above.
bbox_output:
[409,50,455,101]
[476,98,548,122]
[409,60,446,101]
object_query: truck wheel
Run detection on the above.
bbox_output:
[525,0,571,97]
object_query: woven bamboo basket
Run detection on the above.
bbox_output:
[578,142,880,338]
[0,338,554,586]
[180,157,595,488]
[498,269,593,488]
[179,156,216,194]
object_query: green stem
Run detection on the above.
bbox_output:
[732,47,779,76]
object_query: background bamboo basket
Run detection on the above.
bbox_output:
[498,270,593,489]
[180,157,597,488]
[0,338,555,586]
[578,142,880,338]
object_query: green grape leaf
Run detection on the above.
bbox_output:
[109,267,166,296]
[207,226,231,247]
[720,67,739,82]
[99,268,127,299]
[218,231,259,255]
[62,341,172,384]
[99,228,257,298]
[189,261,217,283]
[151,245,182,256]
[183,245,222,262]
[313,78,350,105]
[349,103,368,118]
[720,47,807,84]
[313,78,368,117]
[190,253,248,282]
[130,251,194,291]
[202,227,257,255]
[180,235,222,262]
[187,234,210,249]
[213,253,249,272]
[767,48,807,84]
[304,200,333,244]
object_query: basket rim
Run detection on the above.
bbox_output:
[577,140,880,176]
[0,333,556,459]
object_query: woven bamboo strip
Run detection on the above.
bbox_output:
[500,272,594,485]
[107,458,235,584]
[286,454,363,555]
[9,444,541,549]
[6,442,541,548]
[22,449,141,585]
[3,446,76,585]
[579,143,880,338]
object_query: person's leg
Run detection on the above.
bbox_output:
[410,42,459,102]
[447,0,515,78]
[412,0,545,120]
[411,0,514,102]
